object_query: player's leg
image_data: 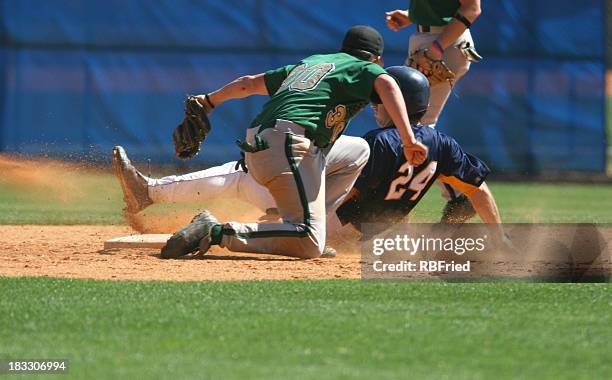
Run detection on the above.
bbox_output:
[323,135,370,213]
[321,135,370,241]
[148,161,275,212]
[262,135,370,230]
[188,126,326,259]
[116,144,341,254]
[148,161,238,202]
[407,29,474,126]
[407,29,477,220]
[235,168,278,214]
[113,146,276,213]
[438,182,476,223]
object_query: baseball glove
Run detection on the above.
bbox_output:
[408,49,456,87]
[173,96,212,160]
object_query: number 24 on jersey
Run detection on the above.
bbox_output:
[385,161,438,201]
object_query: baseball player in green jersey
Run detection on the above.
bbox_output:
[159,25,428,259]
[386,0,482,222]
[386,0,481,125]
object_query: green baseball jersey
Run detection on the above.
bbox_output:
[408,0,461,26]
[250,52,386,147]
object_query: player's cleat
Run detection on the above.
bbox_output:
[440,194,476,223]
[321,246,337,258]
[112,146,153,214]
[160,210,219,259]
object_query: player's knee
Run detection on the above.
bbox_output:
[354,138,370,169]
[347,137,370,169]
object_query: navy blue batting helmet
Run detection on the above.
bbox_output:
[372,66,430,124]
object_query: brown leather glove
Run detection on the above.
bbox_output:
[172,96,212,160]
[408,49,456,87]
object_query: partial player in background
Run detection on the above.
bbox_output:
[124,25,427,260]
[385,0,483,223]
[336,66,508,245]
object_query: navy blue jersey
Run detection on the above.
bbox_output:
[336,125,490,230]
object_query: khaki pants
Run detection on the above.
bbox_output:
[408,28,475,127]
[217,120,369,258]
[409,27,476,200]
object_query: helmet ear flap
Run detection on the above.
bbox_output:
[409,110,427,125]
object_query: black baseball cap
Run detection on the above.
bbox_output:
[340,25,384,57]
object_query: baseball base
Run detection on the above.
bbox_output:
[104,234,171,250]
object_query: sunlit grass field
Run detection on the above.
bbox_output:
[1,167,611,225]
[1,278,610,379]
[1,165,610,379]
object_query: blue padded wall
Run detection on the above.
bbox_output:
[0,0,606,172]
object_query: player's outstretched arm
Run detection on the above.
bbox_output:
[374,74,428,165]
[466,182,500,224]
[196,73,268,111]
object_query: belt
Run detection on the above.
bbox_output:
[417,25,446,33]
[270,119,308,136]
[259,119,326,148]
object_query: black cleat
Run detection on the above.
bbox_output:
[160,210,219,259]
[112,146,153,214]
[440,194,476,224]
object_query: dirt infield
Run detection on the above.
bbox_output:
[0,225,361,281]
[1,225,610,282]
[0,155,362,281]
[0,156,609,282]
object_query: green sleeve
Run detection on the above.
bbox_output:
[353,63,387,101]
[263,64,296,95]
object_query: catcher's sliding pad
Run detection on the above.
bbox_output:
[104,234,171,250]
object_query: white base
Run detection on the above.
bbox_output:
[104,234,172,250]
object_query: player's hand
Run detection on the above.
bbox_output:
[403,140,428,166]
[386,10,411,32]
[195,94,215,114]
[414,48,442,76]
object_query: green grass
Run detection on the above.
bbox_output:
[1,169,611,224]
[1,96,609,380]
[607,97,612,175]
[0,170,125,225]
[1,277,610,379]
[2,167,610,378]
[412,182,612,223]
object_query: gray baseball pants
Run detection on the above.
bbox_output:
[216,120,369,258]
